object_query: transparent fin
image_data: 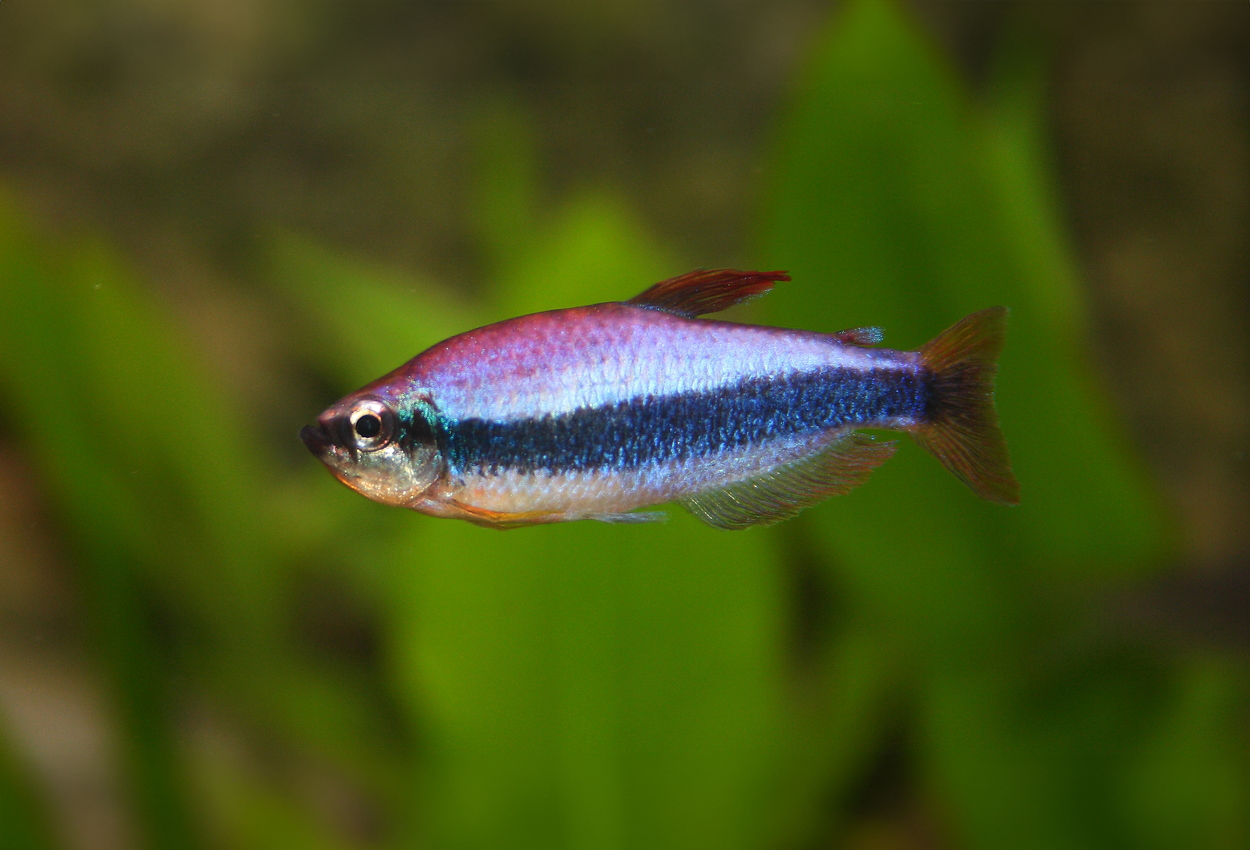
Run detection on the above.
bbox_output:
[681,433,898,529]
[627,269,789,318]
[447,501,566,528]
[914,306,1020,505]
[586,511,668,524]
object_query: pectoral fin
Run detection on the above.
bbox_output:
[446,501,567,528]
[586,511,668,524]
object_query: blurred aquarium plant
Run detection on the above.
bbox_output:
[0,1,1246,850]
[759,2,1247,848]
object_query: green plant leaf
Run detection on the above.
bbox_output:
[759,1,1178,846]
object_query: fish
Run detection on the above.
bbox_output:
[300,269,1020,528]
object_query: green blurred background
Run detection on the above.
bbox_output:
[1,1,1246,848]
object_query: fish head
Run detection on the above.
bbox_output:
[300,392,443,508]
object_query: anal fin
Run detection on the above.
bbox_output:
[627,269,790,318]
[680,433,897,530]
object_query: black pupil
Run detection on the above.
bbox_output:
[355,413,382,439]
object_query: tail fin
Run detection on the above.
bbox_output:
[913,307,1020,505]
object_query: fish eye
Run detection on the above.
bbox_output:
[355,414,381,438]
[348,400,396,451]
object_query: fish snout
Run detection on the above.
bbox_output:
[300,423,332,455]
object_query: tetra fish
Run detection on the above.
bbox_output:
[301,269,1019,528]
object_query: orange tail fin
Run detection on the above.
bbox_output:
[913,307,1020,505]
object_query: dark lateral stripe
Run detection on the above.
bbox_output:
[444,366,926,474]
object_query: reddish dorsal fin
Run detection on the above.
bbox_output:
[627,269,790,317]
[832,326,885,346]
[680,433,897,529]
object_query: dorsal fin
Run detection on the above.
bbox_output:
[627,269,790,318]
[832,326,885,346]
[680,433,897,529]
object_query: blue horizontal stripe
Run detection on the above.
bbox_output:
[443,366,925,474]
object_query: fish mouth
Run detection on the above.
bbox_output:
[300,422,364,488]
[300,423,332,456]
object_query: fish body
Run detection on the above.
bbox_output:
[301,270,1019,528]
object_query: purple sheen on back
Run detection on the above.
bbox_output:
[365,303,899,422]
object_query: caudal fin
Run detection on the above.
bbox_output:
[913,307,1020,505]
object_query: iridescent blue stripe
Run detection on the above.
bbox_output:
[442,366,926,474]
